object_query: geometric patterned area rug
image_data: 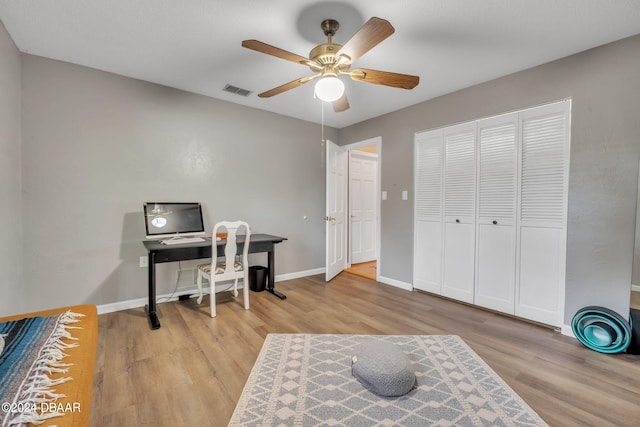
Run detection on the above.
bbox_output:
[229,334,547,426]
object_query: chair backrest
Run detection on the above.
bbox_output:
[212,221,251,274]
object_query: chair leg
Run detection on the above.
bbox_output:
[210,280,216,318]
[243,274,250,310]
[196,270,204,304]
[233,279,239,297]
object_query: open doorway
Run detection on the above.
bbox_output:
[324,136,381,282]
[345,137,380,281]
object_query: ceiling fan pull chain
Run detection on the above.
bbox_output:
[321,101,326,168]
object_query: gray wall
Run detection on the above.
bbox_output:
[17,55,336,314]
[339,34,640,324]
[0,20,22,315]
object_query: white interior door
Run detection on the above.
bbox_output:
[326,140,348,281]
[349,151,377,264]
[414,129,444,293]
[441,123,476,303]
[515,101,570,327]
[475,113,518,314]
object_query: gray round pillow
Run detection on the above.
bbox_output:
[351,340,416,397]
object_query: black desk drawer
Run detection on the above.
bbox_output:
[153,246,213,263]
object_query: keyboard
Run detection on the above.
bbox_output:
[160,237,206,245]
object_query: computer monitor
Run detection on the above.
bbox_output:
[143,202,205,240]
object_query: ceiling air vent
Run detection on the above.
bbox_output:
[223,84,252,97]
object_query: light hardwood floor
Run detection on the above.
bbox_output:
[344,260,376,280]
[91,273,640,426]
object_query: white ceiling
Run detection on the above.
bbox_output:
[1,0,640,128]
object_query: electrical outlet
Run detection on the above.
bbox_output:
[139,256,148,268]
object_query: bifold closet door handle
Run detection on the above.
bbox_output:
[455,219,460,223]
[492,220,498,225]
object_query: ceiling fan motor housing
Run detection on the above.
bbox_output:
[311,18,349,72]
[309,43,343,67]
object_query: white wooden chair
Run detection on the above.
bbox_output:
[196,220,251,317]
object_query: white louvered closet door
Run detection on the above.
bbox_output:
[413,129,444,293]
[516,101,570,327]
[442,123,476,303]
[474,113,518,314]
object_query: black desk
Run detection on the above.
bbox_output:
[143,234,287,329]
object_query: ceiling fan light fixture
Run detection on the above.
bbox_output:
[314,75,344,102]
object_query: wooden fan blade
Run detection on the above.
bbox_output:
[335,17,394,63]
[350,68,419,89]
[333,93,350,112]
[242,39,314,67]
[258,75,319,98]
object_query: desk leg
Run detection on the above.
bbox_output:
[146,252,161,329]
[266,245,286,300]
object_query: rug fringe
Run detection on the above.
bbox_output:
[5,311,83,427]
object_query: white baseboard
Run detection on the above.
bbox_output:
[377,276,413,292]
[632,284,640,293]
[96,268,325,315]
[561,324,576,339]
[276,267,325,281]
[97,269,419,315]
[97,286,214,315]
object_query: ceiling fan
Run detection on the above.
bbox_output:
[241,17,420,112]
